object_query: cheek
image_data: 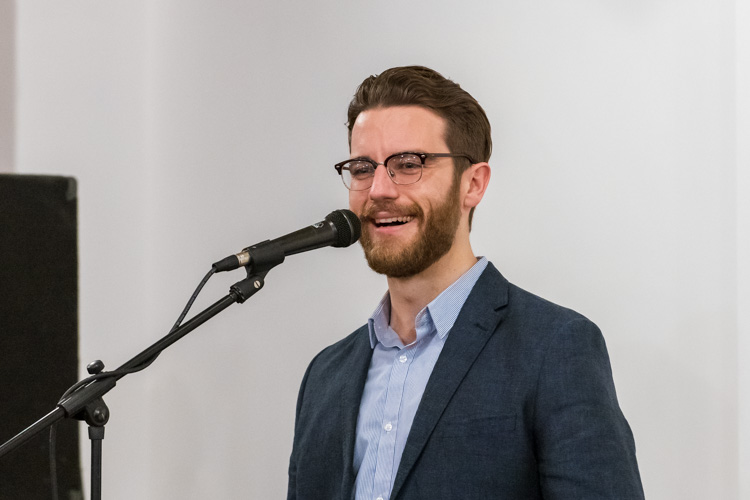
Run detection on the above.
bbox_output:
[349,191,367,213]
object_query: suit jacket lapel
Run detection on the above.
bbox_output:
[338,325,373,497]
[390,264,509,499]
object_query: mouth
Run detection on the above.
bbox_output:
[373,215,415,228]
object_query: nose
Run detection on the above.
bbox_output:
[367,164,398,201]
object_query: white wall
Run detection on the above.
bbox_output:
[736,0,750,497]
[9,0,746,498]
[0,0,14,172]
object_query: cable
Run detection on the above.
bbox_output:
[49,267,217,500]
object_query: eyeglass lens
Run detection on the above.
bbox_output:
[342,153,423,190]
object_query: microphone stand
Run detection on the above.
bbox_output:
[0,243,285,500]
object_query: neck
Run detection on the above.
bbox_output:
[386,239,477,345]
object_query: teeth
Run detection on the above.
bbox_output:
[375,216,414,224]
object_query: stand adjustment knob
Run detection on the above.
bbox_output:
[87,360,105,375]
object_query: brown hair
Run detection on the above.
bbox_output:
[347,66,492,165]
[346,65,492,227]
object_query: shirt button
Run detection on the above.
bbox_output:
[376,497,384,500]
[399,354,407,363]
[384,422,393,432]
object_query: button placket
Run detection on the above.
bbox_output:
[370,347,411,498]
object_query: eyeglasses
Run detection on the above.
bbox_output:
[334,152,475,191]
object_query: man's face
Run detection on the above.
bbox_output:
[348,106,463,278]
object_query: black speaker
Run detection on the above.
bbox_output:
[0,174,83,499]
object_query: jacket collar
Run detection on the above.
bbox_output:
[390,262,509,499]
[338,324,373,497]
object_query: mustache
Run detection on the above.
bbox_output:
[360,201,424,221]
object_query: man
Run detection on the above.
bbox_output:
[287,66,644,499]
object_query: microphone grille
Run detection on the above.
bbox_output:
[327,209,361,247]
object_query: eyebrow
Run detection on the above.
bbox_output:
[349,151,429,162]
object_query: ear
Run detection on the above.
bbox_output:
[462,162,491,210]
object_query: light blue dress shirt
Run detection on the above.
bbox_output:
[353,257,489,500]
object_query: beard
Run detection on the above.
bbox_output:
[358,177,462,278]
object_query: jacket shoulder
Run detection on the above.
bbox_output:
[308,324,369,368]
[475,262,595,335]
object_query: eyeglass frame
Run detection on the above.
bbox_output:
[334,152,476,191]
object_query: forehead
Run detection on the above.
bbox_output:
[350,106,448,158]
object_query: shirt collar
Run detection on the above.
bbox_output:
[367,294,393,348]
[367,257,489,349]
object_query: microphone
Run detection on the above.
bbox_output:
[212,209,361,273]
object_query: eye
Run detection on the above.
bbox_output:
[389,154,422,175]
[347,161,375,178]
[399,162,421,171]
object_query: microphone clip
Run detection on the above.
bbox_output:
[240,240,286,274]
[229,240,285,303]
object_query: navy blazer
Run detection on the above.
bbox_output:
[288,263,644,499]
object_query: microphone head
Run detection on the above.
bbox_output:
[327,209,361,247]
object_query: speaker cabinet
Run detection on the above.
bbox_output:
[0,174,83,499]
